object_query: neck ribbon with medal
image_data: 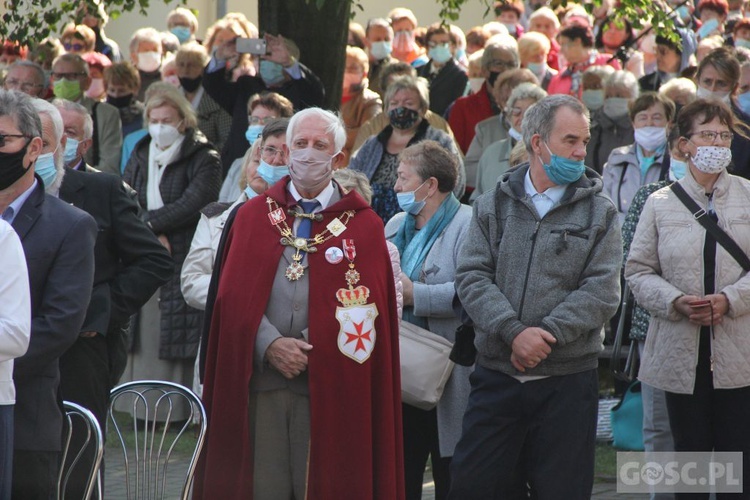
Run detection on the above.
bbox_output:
[266,197,355,281]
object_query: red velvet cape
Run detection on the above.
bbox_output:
[193,178,405,499]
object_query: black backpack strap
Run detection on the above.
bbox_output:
[670,182,750,272]
[91,101,100,167]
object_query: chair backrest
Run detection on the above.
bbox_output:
[107,380,207,500]
[59,401,104,500]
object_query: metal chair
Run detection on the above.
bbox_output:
[59,401,104,500]
[107,380,207,500]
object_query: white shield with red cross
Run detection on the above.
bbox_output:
[336,304,378,364]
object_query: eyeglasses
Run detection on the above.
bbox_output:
[63,42,86,52]
[0,133,29,148]
[488,60,516,70]
[4,79,44,92]
[261,146,284,160]
[248,116,269,126]
[51,71,86,80]
[689,130,734,143]
[507,106,525,117]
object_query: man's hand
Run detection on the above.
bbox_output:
[511,327,557,371]
[265,337,313,379]
[263,34,293,67]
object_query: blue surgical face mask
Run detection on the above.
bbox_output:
[736,39,750,50]
[428,44,453,64]
[369,40,392,60]
[670,158,687,180]
[738,91,750,115]
[245,124,264,143]
[526,61,546,77]
[260,60,286,86]
[63,137,80,166]
[697,18,720,39]
[256,160,289,186]
[396,180,428,215]
[677,5,691,20]
[244,186,258,199]
[542,143,585,185]
[170,26,191,44]
[36,152,58,188]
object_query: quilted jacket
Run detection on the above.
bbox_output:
[625,169,750,393]
[124,128,222,359]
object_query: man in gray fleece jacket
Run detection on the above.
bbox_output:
[449,95,622,499]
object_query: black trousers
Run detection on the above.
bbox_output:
[59,334,110,499]
[12,450,59,500]
[448,365,598,500]
[666,329,750,500]
[402,403,451,500]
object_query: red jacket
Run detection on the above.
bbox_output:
[448,82,496,155]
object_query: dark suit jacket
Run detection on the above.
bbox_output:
[417,59,468,117]
[11,176,97,451]
[59,167,173,335]
[202,62,325,172]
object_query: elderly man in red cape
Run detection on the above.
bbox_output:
[194,108,405,499]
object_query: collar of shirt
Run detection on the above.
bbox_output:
[524,168,566,218]
[288,180,335,211]
[1,178,38,225]
[72,159,85,171]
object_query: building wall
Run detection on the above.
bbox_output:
[104,0,495,58]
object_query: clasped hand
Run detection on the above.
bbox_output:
[511,327,557,372]
[673,294,729,326]
[265,337,313,379]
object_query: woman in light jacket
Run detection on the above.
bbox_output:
[626,99,750,496]
[385,140,472,500]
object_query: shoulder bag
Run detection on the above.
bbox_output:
[399,321,455,411]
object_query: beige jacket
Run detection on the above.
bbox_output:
[625,170,750,393]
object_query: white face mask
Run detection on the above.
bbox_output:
[137,51,162,73]
[468,77,484,94]
[602,97,630,119]
[634,126,667,151]
[149,123,182,149]
[696,86,731,103]
[690,145,732,173]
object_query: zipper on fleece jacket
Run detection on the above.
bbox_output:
[517,219,542,320]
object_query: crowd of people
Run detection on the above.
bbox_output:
[2,0,750,498]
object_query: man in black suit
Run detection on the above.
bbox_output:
[0,90,97,499]
[33,98,173,498]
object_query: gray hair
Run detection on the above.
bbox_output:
[333,168,372,204]
[482,39,520,70]
[582,65,615,83]
[129,27,162,56]
[52,52,89,76]
[51,99,94,140]
[506,82,547,112]
[0,90,42,140]
[529,6,560,28]
[399,140,458,193]
[7,60,47,89]
[286,108,346,153]
[603,70,639,99]
[522,95,589,154]
[366,18,393,37]
[167,6,199,31]
[261,118,290,144]
[383,75,430,113]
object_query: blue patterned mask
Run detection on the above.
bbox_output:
[256,160,289,186]
[542,143,585,185]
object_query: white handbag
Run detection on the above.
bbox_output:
[399,321,455,411]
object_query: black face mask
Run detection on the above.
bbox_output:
[0,139,31,191]
[388,107,421,130]
[179,75,202,93]
[107,94,133,109]
[488,70,501,88]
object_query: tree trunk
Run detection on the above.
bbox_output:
[259,0,351,111]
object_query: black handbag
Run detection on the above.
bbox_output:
[670,183,750,272]
[449,323,477,366]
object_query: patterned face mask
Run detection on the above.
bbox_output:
[690,145,732,174]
